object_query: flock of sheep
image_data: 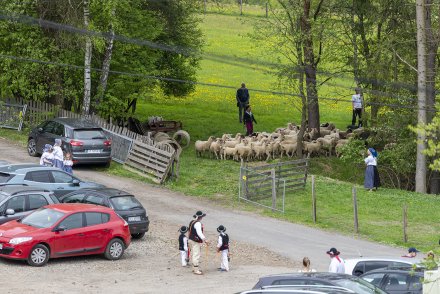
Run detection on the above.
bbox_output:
[194,123,362,161]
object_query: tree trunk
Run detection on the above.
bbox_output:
[415,0,427,193]
[301,0,320,131]
[96,28,115,109]
[82,0,92,115]
[296,20,307,158]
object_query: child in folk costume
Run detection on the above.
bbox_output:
[63,152,74,175]
[243,105,257,136]
[40,144,54,167]
[178,226,190,267]
[52,139,64,169]
[216,225,230,272]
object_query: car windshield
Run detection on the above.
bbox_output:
[22,208,65,228]
[0,172,13,183]
[110,196,143,210]
[0,192,8,202]
[74,129,106,140]
[333,277,387,294]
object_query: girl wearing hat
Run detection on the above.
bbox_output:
[216,225,229,272]
[40,144,54,167]
[53,139,64,169]
[178,226,189,267]
[364,148,380,191]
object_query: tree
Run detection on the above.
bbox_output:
[83,0,92,115]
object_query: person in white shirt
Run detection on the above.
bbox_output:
[178,226,189,267]
[188,211,209,275]
[351,88,363,128]
[40,144,54,166]
[216,225,229,272]
[52,139,64,169]
[327,247,345,273]
[364,148,380,191]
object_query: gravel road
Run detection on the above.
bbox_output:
[0,137,404,293]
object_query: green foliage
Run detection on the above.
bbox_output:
[339,139,366,165]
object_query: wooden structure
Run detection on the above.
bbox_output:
[0,100,27,131]
[124,140,176,184]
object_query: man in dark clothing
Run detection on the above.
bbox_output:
[236,83,250,123]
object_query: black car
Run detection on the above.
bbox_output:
[0,185,59,225]
[59,188,149,239]
[252,273,387,294]
[27,117,112,166]
[360,269,424,294]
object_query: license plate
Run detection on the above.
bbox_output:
[128,216,141,222]
[87,149,102,153]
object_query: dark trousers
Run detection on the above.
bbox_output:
[352,108,362,127]
[238,102,247,123]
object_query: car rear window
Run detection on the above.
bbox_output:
[110,196,143,210]
[0,172,13,183]
[73,129,106,140]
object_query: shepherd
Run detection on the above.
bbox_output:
[188,210,210,275]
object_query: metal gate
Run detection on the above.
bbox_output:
[0,100,27,131]
[239,159,309,213]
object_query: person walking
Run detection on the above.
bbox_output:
[298,257,316,272]
[40,144,54,167]
[188,210,209,275]
[364,148,380,191]
[243,105,257,136]
[216,225,230,272]
[326,247,345,273]
[236,83,250,123]
[351,88,363,128]
[52,139,64,169]
[178,226,190,267]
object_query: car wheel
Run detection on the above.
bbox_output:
[27,244,50,266]
[131,233,145,239]
[27,139,38,157]
[104,238,125,260]
[102,161,111,168]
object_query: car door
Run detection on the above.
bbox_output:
[0,195,27,224]
[23,170,55,192]
[51,212,85,256]
[36,121,58,151]
[50,170,80,196]
[383,273,411,294]
[61,192,87,204]
[361,272,387,288]
[408,275,423,294]
[27,194,50,212]
[82,212,112,252]
[83,194,106,207]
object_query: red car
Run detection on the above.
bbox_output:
[0,203,131,266]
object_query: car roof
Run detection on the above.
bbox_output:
[0,164,63,174]
[361,268,424,275]
[63,188,131,198]
[344,257,418,264]
[46,203,114,213]
[0,185,50,195]
[259,272,355,281]
[52,117,102,129]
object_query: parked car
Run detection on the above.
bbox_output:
[360,268,424,294]
[0,203,131,266]
[252,273,387,294]
[238,285,358,294]
[344,257,418,276]
[59,188,149,239]
[27,117,112,166]
[0,185,59,225]
[0,164,104,197]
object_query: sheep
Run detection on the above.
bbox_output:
[317,137,336,156]
[223,136,242,148]
[222,146,238,161]
[195,136,214,157]
[305,141,322,157]
[280,141,297,158]
[209,138,223,160]
[236,144,252,161]
[251,142,267,160]
[335,139,349,157]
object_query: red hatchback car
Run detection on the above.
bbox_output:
[0,203,131,266]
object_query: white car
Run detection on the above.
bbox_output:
[344,257,419,276]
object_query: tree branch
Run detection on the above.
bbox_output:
[313,0,325,21]
[393,49,417,72]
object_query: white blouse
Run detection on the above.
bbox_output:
[364,155,377,166]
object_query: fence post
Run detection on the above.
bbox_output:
[271,169,276,212]
[353,186,359,234]
[403,204,408,243]
[266,2,268,18]
[240,0,243,15]
[312,175,316,223]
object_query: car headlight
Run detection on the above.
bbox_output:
[9,237,33,245]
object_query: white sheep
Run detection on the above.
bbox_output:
[195,136,214,157]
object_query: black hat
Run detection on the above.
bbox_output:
[179,226,188,233]
[408,247,419,253]
[193,210,206,219]
[217,225,226,233]
[326,247,340,256]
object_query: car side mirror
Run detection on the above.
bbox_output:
[5,208,15,216]
[53,226,67,233]
[37,127,43,133]
[72,180,80,186]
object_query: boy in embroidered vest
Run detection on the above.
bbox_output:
[178,226,189,267]
[188,210,209,275]
[216,225,229,272]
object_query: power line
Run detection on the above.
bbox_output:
[0,53,435,112]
